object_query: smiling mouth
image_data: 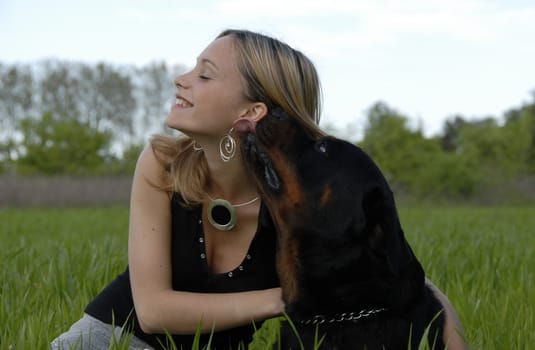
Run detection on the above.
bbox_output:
[175,96,193,108]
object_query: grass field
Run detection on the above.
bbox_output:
[1,205,534,349]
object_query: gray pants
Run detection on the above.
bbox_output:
[50,313,154,350]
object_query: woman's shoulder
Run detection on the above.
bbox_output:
[136,144,165,177]
[141,135,182,168]
[132,144,174,196]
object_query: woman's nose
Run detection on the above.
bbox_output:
[175,75,186,89]
[174,77,183,89]
[174,74,189,89]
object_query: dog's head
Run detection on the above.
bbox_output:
[237,107,424,307]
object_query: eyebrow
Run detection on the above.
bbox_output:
[197,57,219,71]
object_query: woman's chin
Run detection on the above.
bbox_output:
[165,114,188,131]
[165,120,198,137]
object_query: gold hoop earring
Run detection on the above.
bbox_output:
[219,128,236,162]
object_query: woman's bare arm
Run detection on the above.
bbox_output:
[128,146,284,334]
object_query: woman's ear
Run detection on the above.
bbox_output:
[239,102,268,122]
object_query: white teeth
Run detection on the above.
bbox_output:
[175,97,191,107]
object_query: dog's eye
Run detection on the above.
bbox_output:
[315,140,328,154]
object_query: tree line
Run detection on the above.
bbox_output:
[1,60,534,203]
[0,60,184,175]
[357,99,535,203]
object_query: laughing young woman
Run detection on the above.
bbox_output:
[51,29,322,350]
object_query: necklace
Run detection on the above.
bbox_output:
[206,194,260,231]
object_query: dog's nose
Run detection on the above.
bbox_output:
[270,106,289,120]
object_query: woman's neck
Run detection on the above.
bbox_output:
[204,150,258,202]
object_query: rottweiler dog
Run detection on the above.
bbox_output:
[236,107,446,349]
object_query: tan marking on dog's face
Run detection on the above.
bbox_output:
[319,184,332,208]
[277,234,300,304]
[254,146,304,304]
[269,208,300,304]
[265,148,302,207]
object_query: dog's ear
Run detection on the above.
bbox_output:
[362,186,416,275]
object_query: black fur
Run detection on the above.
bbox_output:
[239,107,445,349]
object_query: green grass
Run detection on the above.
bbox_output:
[1,206,534,349]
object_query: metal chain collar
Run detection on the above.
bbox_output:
[299,308,388,326]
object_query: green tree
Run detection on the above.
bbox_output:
[0,60,181,170]
[360,102,439,184]
[17,112,113,175]
[441,115,466,152]
[0,64,34,127]
[361,102,480,199]
[104,141,145,175]
[0,138,17,173]
[39,61,79,119]
[503,95,535,175]
[77,62,137,135]
[416,151,480,198]
[458,117,530,180]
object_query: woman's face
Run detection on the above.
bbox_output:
[166,35,249,138]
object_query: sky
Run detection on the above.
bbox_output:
[1,0,534,138]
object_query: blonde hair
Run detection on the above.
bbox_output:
[151,29,325,205]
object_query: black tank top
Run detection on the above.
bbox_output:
[85,193,279,349]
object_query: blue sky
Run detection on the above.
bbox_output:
[1,0,534,138]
